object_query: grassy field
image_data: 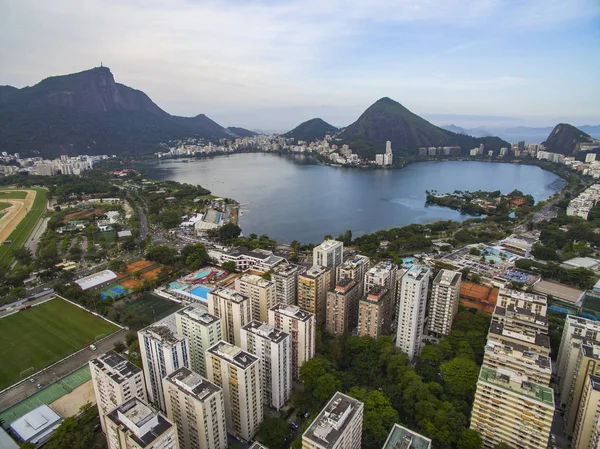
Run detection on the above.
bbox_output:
[0,202,10,211]
[0,188,48,268]
[0,190,28,199]
[0,299,118,390]
[123,293,182,322]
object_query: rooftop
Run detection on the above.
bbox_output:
[562,257,600,270]
[209,286,249,304]
[237,273,275,288]
[589,374,600,392]
[303,392,363,449]
[269,303,314,322]
[177,304,219,325]
[315,240,343,251]
[91,350,141,382]
[107,398,173,447]
[364,285,389,302]
[488,321,550,349]
[165,367,220,402]
[334,278,357,293]
[139,313,183,346]
[382,424,432,449]
[339,255,369,270]
[403,265,430,282]
[499,288,547,305]
[367,260,397,276]
[243,320,289,343]
[533,280,584,305]
[433,269,461,287]
[303,265,330,279]
[208,341,259,370]
[273,263,304,277]
[74,269,117,291]
[478,366,554,407]
[10,405,62,444]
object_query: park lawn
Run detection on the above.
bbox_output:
[0,298,118,390]
[0,190,28,199]
[123,293,182,322]
[0,188,48,268]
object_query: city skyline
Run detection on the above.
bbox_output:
[1,0,599,130]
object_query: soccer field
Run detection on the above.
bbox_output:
[0,299,118,390]
[123,294,182,322]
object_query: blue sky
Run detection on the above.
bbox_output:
[1,0,599,130]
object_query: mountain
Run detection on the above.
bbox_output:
[283,118,338,142]
[339,97,509,159]
[542,123,598,155]
[226,126,258,138]
[441,124,493,138]
[0,66,230,157]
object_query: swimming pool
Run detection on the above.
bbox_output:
[190,285,212,299]
[191,270,212,280]
[169,281,184,290]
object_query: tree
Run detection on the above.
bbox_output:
[440,357,480,400]
[313,373,342,404]
[182,244,209,270]
[43,416,95,449]
[469,247,480,256]
[457,429,483,449]
[108,260,127,273]
[259,418,289,449]
[146,244,178,265]
[218,223,242,241]
[12,247,33,265]
[113,341,126,353]
[348,387,399,449]
[222,261,237,272]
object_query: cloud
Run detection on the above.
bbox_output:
[0,0,599,128]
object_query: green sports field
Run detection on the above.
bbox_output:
[123,293,182,322]
[0,298,118,390]
[0,190,28,199]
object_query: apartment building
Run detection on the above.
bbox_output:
[206,341,263,442]
[298,266,332,325]
[357,285,392,339]
[496,288,548,316]
[268,304,316,379]
[326,278,360,336]
[90,351,147,432]
[162,367,227,449]
[175,304,222,377]
[272,263,305,306]
[382,424,432,449]
[241,321,292,410]
[364,261,398,306]
[470,367,554,449]
[556,315,600,408]
[302,392,363,449]
[395,266,431,360]
[234,274,276,322]
[572,374,600,449]
[427,269,461,337]
[313,239,344,271]
[565,344,600,436]
[138,316,189,411]
[207,287,252,347]
[336,255,369,296]
[211,246,284,272]
[105,398,179,449]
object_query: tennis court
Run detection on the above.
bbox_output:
[0,365,91,428]
[100,285,130,300]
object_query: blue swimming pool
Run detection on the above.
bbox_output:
[169,281,184,290]
[190,285,212,299]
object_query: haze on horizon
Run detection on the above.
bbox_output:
[1,0,599,131]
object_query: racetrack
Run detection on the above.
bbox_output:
[0,190,35,244]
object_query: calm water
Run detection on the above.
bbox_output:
[136,154,566,244]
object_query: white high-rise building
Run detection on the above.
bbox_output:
[241,321,292,410]
[163,367,227,449]
[268,304,316,379]
[206,341,263,442]
[364,261,398,306]
[313,239,343,271]
[556,315,600,409]
[207,287,252,347]
[336,255,370,296]
[175,304,222,377]
[427,270,462,337]
[272,263,305,306]
[234,274,276,322]
[138,316,190,411]
[90,350,147,432]
[105,398,179,449]
[395,265,431,360]
[302,392,363,449]
[572,374,600,449]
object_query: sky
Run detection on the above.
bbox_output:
[1,0,599,131]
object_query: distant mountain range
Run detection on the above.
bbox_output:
[283,118,338,142]
[0,67,254,157]
[441,124,600,143]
